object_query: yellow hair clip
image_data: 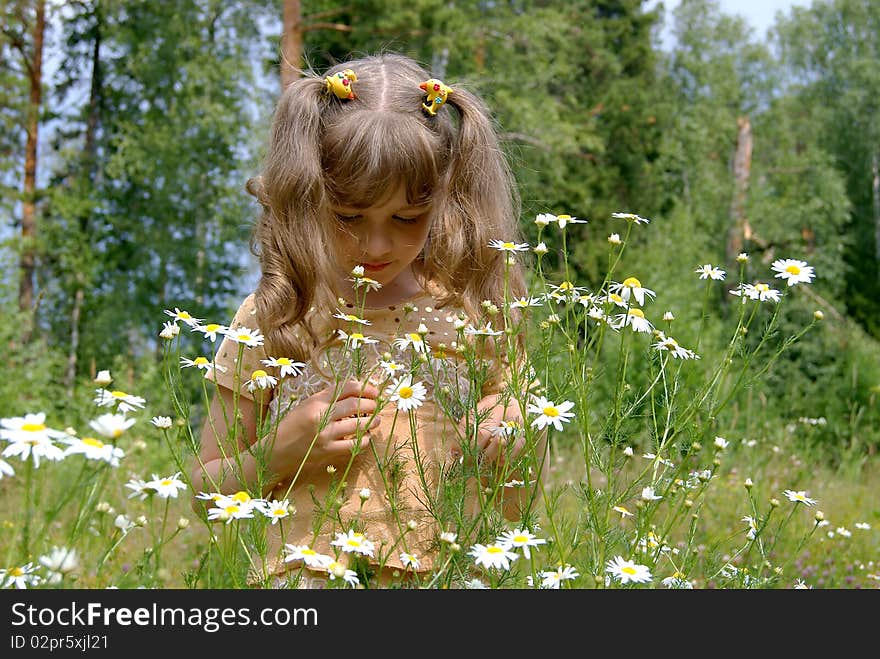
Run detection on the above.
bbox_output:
[419,79,453,116]
[325,69,357,100]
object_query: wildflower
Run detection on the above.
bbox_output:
[488,239,530,252]
[608,233,622,245]
[207,502,254,524]
[330,530,375,558]
[378,359,405,377]
[605,556,653,585]
[144,472,188,499]
[338,329,379,350]
[440,532,458,545]
[245,369,278,392]
[223,326,264,347]
[261,499,292,524]
[350,265,365,278]
[533,242,548,255]
[284,545,332,569]
[192,323,228,342]
[662,311,674,321]
[124,478,154,500]
[742,515,758,540]
[399,552,421,570]
[464,578,488,589]
[695,264,726,280]
[62,436,124,467]
[0,459,14,480]
[730,282,781,303]
[491,420,525,439]
[641,486,662,501]
[114,514,135,533]
[385,376,427,413]
[835,526,852,538]
[526,395,576,432]
[623,446,634,457]
[94,370,113,386]
[151,416,173,429]
[327,561,360,588]
[661,573,694,589]
[714,436,729,450]
[496,528,547,560]
[613,308,654,333]
[793,579,812,589]
[612,277,656,306]
[783,489,817,506]
[159,321,180,339]
[164,307,203,327]
[93,388,147,413]
[771,258,815,286]
[332,310,371,325]
[652,335,698,359]
[39,547,78,585]
[510,296,543,309]
[393,331,430,353]
[89,413,136,439]
[0,563,41,589]
[539,565,579,589]
[604,291,628,308]
[464,322,503,337]
[612,212,650,225]
[855,522,871,530]
[1,413,68,467]
[180,356,223,372]
[469,543,518,571]
[613,505,634,518]
[737,252,749,263]
[546,213,586,229]
[534,213,554,227]
[813,310,824,321]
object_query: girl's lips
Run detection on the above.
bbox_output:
[362,262,391,272]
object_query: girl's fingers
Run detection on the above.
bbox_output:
[327,416,380,442]
[329,396,378,421]
[338,379,379,400]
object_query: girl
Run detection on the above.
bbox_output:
[192,53,548,588]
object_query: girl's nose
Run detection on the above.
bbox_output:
[363,226,392,256]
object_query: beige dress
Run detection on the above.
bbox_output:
[204,284,509,583]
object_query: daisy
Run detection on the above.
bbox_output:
[652,335,698,360]
[612,211,650,225]
[641,486,663,501]
[151,416,173,429]
[526,395,576,432]
[1,412,69,445]
[93,388,146,413]
[488,239,530,252]
[260,357,306,379]
[191,322,228,342]
[124,477,154,500]
[327,561,360,588]
[159,321,180,339]
[469,542,519,571]
[337,329,378,350]
[464,322,504,337]
[0,563,41,589]
[164,307,203,327]
[547,280,584,302]
[730,282,781,303]
[784,489,817,506]
[491,419,525,439]
[496,528,547,560]
[283,545,333,569]
[260,499,291,524]
[613,505,634,518]
[332,310,371,326]
[207,502,254,524]
[605,555,653,585]
[539,564,579,589]
[742,515,758,540]
[144,472,188,499]
[510,296,543,310]
[695,264,726,280]
[39,547,78,585]
[613,308,654,333]
[661,573,694,589]
[330,530,375,558]
[771,258,815,286]
[553,214,587,229]
[604,291,628,309]
[89,413,136,439]
[2,432,66,468]
[612,277,656,306]
[94,370,113,385]
[393,331,430,354]
[180,356,224,372]
[385,376,427,413]
[378,359,405,377]
[533,242,548,255]
[223,326,264,347]
[399,552,421,570]
[62,436,125,467]
[0,459,14,479]
[245,369,278,392]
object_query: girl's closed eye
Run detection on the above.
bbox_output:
[393,215,420,225]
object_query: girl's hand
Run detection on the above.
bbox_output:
[451,394,526,466]
[270,379,380,475]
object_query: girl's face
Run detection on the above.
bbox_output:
[332,185,432,294]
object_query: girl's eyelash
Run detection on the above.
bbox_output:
[335,213,419,224]
[393,215,419,224]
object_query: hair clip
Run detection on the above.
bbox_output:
[325,69,357,100]
[419,79,453,116]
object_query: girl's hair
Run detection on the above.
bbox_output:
[247,52,526,361]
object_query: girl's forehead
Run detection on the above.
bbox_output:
[330,178,433,210]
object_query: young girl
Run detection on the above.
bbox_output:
[192,53,548,588]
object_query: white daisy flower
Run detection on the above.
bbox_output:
[613,505,634,518]
[94,370,113,386]
[553,214,587,229]
[604,291,628,309]
[0,563,41,589]
[385,376,427,413]
[350,274,382,291]
[730,282,781,303]
[488,239,530,252]
[695,264,726,280]
[283,545,333,569]
[144,472,187,499]
[223,326,264,347]
[534,213,554,227]
[327,561,360,587]
[652,335,699,360]
[1,412,69,445]
[337,329,379,350]
[39,547,78,584]
[539,564,579,589]
[379,359,405,377]
[333,310,371,325]
[260,499,292,524]
[783,489,817,506]
[742,515,758,540]
[207,502,254,524]
[612,212,650,225]
[661,573,694,589]
[124,477,154,500]
[469,543,518,571]
[151,416,173,429]
[330,530,375,558]
[641,486,662,501]
[613,308,654,333]
[180,356,225,372]
[260,357,306,378]
[191,323,228,342]
[0,458,14,480]
[526,395,576,432]
[164,307,203,327]
[93,388,146,414]
[2,432,66,468]
[159,321,180,339]
[771,258,815,286]
[491,419,525,439]
[89,413,136,439]
[496,528,547,560]
[608,233,622,245]
[612,277,656,306]
[245,369,278,392]
[605,555,653,585]
[393,331,430,354]
[464,322,503,337]
[399,552,421,570]
[62,436,125,467]
[533,242,548,255]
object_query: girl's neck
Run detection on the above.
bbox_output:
[342,263,426,309]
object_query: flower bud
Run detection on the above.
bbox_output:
[813,310,824,321]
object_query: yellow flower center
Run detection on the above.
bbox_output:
[557,214,572,221]
[350,333,364,341]
[622,566,637,575]
[785,264,801,275]
[112,428,123,438]
[407,333,423,343]
[82,437,105,449]
[543,406,559,417]
[21,423,46,432]
[610,293,624,304]
[236,333,252,341]
[346,539,361,547]
[558,281,575,291]
[204,324,221,332]
[302,549,316,556]
[232,491,251,503]
[398,386,413,399]
[160,479,172,487]
[513,535,527,543]
[487,546,503,554]
[623,277,642,288]
[193,357,210,366]
[179,311,192,319]
[224,505,239,514]
[251,369,268,379]
[272,508,286,516]
[344,314,359,322]
[110,390,128,399]
[276,358,291,365]
[9,567,23,577]
[502,242,515,249]
[756,283,769,292]
[628,308,645,318]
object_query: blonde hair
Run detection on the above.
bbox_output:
[247,52,526,361]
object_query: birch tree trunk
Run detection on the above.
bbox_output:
[726,116,753,264]
[280,0,302,91]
